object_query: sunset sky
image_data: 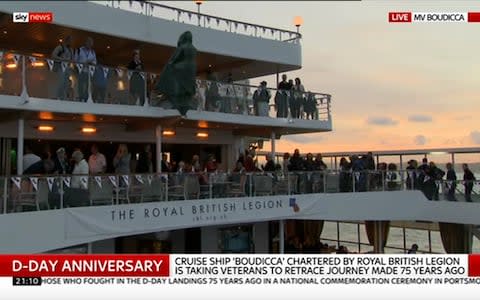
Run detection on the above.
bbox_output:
[171,1,480,153]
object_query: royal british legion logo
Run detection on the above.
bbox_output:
[289,197,300,213]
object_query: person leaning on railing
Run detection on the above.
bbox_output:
[75,37,97,102]
[252,81,270,116]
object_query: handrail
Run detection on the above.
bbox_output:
[92,1,301,43]
[1,170,478,215]
[0,50,332,122]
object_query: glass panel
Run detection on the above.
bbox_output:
[0,52,23,96]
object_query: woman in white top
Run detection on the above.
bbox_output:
[71,150,89,189]
[292,77,305,119]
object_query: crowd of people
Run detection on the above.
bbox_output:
[49,39,322,119]
[51,35,146,104]
[19,143,477,202]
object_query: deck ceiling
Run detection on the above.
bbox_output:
[0,109,328,138]
[0,12,295,80]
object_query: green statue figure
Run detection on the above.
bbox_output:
[156,31,197,116]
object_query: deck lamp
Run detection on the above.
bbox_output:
[195,0,203,25]
[293,16,303,33]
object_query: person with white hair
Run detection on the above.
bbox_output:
[71,150,89,189]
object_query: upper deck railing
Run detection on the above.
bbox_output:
[91,1,302,43]
[1,170,478,215]
[0,51,332,122]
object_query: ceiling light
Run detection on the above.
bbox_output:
[5,63,17,69]
[162,130,175,136]
[81,127,96,133]
[37,125,54,132]
[196,132,208,138]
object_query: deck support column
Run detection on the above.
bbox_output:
[17,118,24,175]
[270,131,276,158]
[155,125,162,173]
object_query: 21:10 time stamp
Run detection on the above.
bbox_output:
[12,277,42,286]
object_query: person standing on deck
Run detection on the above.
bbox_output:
[75,37,97,101]
[445,163,457,201]
[463,163,475,202]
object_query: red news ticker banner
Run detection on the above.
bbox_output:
[389,12,480,23]
[0,255,170,277]
[468,255,480,277]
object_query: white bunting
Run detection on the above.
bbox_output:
[135,175,144,184]
[206,16,210,24]
[206,81,211,89]
[63,177,71,188]
[262,28,266,34]
[11,177,20,189]
[139,72,145,80]
[244,24,248,31]
[108,176,117,187]
[127,70,132,80]
[29,56,36,63]
[122,175,129,186]
[103,67,109,79]
[89,65,95,77]
[30,178,38,190]
[147,175,153,185]
[46,59,54,71]
[150,73,156,81]
[354,172,360,181]
[80,177,88,189]
[271,29,274,35]
[95,176,102,188]
[178,11,181,19]
[13,54,19,64]
[47,177,55,192]
[76,63,83,73]
[115,68,123,77]
[61,61,67,73]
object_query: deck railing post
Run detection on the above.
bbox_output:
[59,177,64,209]
[87,64,93,103]
[21,55,29,100]
[3,177,7,214]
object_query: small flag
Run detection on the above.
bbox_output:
[29,56,36,63]
[61,61,67,73]
[11,177,20,189]
[46,59,54,71]
[122,175,129,186]
[76,63,83,73]
[109,176,117,187]
[103,67,109,79]
[13,54,19,64]
[147,175,153,185]
[89,65,95,77]
[80,177,88,188]
[135,175,144,184]
[63,177,71,188]
[95,176,102,188]
[47,177,55,192]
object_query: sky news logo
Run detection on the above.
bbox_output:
[13,12,53,23]
[389,12,480,23]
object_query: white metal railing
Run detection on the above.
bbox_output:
[91,1,302,43]
[0,51,332,122]
[1,170,478,215]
